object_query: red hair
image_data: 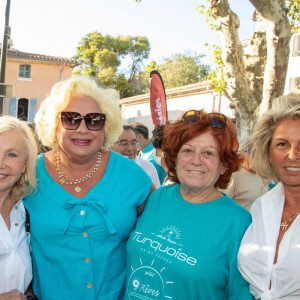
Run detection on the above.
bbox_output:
[162,114,243,189]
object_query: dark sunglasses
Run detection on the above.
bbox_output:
[182,110,227,128]
[60,112,106,131]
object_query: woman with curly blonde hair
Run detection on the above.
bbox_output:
[24,76,154,300]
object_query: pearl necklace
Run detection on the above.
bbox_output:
[54,150,102,193]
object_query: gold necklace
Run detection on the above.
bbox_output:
[280,209,300,230]
[54,150,102,193]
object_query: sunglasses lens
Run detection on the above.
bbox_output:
[60,112,106,131]
[208,113,227,128]
[182,110,227,128]
[85,113,106,131]
[61,112,81,130]
[182,110,200,124]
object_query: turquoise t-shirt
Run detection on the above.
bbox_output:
[24,151,152,300]
[125,184,253,300]
[140,143,166,185]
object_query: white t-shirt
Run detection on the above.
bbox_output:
[135,156,161,188]
[0,200,32,294]
[238,182,300,299]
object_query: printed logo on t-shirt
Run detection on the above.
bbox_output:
[156,226,182,246]
[127,261,173,300]
[126,227,197,299]
[131,228,196,266]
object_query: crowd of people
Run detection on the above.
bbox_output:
[0,75,299,300]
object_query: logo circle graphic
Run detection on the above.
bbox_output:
[127,266,164,300]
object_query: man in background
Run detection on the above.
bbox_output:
[111,125,161,188]
[130,122,166,185]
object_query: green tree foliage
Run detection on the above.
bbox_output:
[286,0,300,33]
[73,32,150,98]
[143,52,210,90]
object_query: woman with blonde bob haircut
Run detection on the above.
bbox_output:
[0,116,37,299]
[248,92,300,182]
[238,91,300,299]
[24,76,154,300]
[35,75,122,149]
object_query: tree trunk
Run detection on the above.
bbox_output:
[249,0,291,114]
[210,0,256,138]
[210,0,291,139]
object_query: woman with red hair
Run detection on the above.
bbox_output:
[124,110,252,299]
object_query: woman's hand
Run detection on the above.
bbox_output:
[0,289,27,300]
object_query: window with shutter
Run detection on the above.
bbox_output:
[19,64,31,78]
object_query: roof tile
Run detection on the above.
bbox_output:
[0,44,77,66]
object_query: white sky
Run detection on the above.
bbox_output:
[0,0,256,66]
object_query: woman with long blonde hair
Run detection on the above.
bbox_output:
[0,116,37,300]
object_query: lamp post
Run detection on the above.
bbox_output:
[0,0,11,115]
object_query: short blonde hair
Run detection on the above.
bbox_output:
[0,116,38,201]
[252,92,300,183]
[35,76,123,148]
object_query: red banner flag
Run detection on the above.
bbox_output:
[150,70,167,127]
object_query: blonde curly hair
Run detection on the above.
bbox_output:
[34,76,123,148]
[0,116,38,202]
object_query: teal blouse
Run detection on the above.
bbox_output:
[24,151,152,300]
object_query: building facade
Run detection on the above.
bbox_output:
[120,80,234,135]
[1,46,77,121]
